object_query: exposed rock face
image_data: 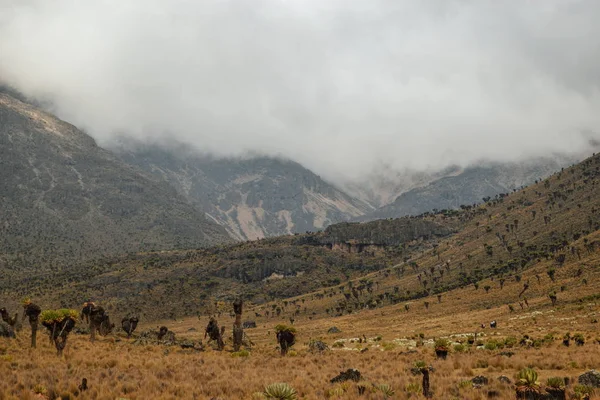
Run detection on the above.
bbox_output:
[110,139,373,240]
[0,91,232,267]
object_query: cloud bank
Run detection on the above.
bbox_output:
[1,0,599,181]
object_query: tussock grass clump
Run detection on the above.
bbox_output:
[231,350,250,357]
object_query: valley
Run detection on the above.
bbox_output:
[1,89,600,400]
[1,129,600,399]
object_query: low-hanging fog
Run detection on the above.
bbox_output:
[1,0,599,182]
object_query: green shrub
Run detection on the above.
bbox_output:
[574,385,595,397]
[573,333,585,346]
[484,340,498,351]
[458,380,473,389]
[546,377,565,389]
[274,325,296,334]
[374,383,395,398]
[326,385,346,398]
[515,368,540,394]
[404,382,422,394]
[453,344,466,353]
[40,309,79,324]
[263,383,298,400]
[504,336,517,347]
[382,342,396,351]
[434,338,450,350]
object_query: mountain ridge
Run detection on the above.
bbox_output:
[0,91,233,268]
[110,139,374,240]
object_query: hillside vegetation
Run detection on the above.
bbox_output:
[0,91,232,270]
[260,152,600,322]
[1,150,600,400]
[3,152,600,326]
[0,218,455,320]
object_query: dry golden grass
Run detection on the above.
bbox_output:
[2,267,599,400]
[2,150,600,399]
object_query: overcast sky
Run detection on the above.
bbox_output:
[1,0,599,181]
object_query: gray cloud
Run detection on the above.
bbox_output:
[1,0,599,181]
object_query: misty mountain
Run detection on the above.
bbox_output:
[343,165,464,208]
[110,140,374,240]
[357,158,581,221]
[0,91,232,268]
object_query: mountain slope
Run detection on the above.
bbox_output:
[0,91,232,268]
[7,151,599,321]
[111,140,373,240]
[358,158,580,221]
[343,164,463,208]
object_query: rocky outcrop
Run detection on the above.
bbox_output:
[110,139,373,240]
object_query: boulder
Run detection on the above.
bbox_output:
[308,340,329,352]
[331,369,361,383]
[472,376,489,385]
[0,321,15,338]
[179,339,197,349]
[578,370,600,387]
[74,326,90,335]
[327,327,341,334]
[243,321,257,329]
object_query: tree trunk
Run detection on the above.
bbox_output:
[545,388,566,400]
[422,369,431,398]
[55,336,67,357]
[516,390,541,400]
[30,318,38,348]
[233,299,243,352]
[89,320,96,343]
[233,325,243,352]
[435,349,448,360]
